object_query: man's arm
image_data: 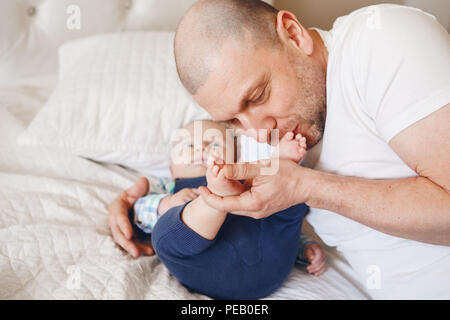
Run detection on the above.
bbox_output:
[307,104,450,245]
[305,171,450,245]
[200,105,450,245]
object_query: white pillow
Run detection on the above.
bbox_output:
[18,32,210,175]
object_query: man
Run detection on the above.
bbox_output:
[108,0,450,298]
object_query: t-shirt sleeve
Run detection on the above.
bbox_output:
[133,193,168,233]
[352,5,450,142]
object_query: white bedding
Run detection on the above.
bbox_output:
[0,82,370,299]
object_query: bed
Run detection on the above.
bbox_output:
[0,0,370,299]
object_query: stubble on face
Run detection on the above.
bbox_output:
[193,37,327,150]
[286,50,327,149]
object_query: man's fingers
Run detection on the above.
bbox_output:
[198,186,260,214]
[111,224,139,258]
[108,194,134,240]
[222,159,272,180]
[124,177,149,205]
[116,213,134,240]
[107,177,151,259]
[222,163,261,180]
[135,242,155,256]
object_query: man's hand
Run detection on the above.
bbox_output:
[158,188,200,215]
[107,177,155,258]
[206,157,246,197]
[198,159,310,219]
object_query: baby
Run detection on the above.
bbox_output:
[132,120,326,299]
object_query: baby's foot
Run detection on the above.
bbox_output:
[275,132,307,163]
[206,154,246,197]
[304,243,327,277]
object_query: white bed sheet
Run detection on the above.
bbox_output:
[0,80,370,299]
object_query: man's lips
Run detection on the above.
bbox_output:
[283,124,301,139]
[293,124,300,136]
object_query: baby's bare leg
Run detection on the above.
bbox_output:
[180,157,243,241]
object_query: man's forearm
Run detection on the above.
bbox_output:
[303,168,450,245]
[181,197,228,240]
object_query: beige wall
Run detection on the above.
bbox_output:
[274,0,450,31]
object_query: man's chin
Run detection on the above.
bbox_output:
[302,127,323,149]
[290,123,323,149]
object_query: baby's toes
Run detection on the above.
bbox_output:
[300,137,307,149]
[282,132,294,141]
[295,134,306,147]
[298,147,306,158]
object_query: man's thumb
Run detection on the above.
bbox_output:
[223,163,262,180]
[125,177,149,204]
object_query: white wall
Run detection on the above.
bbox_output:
[274,0,450,31]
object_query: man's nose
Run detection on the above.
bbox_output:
[238,113,276,142]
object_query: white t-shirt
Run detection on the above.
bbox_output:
[305,4,450,299]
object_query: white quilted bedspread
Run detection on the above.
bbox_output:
[0,83,370,300]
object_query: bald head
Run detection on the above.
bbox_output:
[175,0,279,95]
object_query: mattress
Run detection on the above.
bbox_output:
[0,80,370,299]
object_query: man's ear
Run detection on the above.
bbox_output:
[276,10,314,56]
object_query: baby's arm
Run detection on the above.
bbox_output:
[180,153,248,240]
[158,188,199,215]
[133,188,199,235]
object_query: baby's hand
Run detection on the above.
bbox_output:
[206,153,246,197]
[275,132,307,163]
[304,242,327,277]
[158,188,199,215]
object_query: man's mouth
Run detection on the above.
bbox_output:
[293,124,300,136]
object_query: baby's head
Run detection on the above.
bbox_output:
[170,120,236,179]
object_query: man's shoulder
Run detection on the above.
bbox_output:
[332,4,437,32]
[327,3,448,108]
[328,4,441,55]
